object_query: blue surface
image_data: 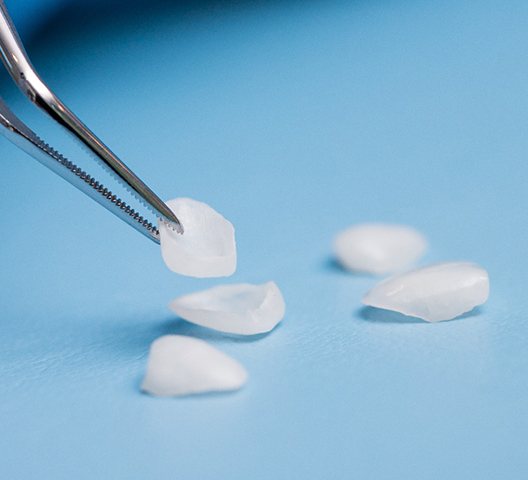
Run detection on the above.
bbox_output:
[1,0,528,478]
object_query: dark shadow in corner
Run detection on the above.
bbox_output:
[25,0,297,47]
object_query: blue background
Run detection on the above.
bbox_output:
[1,0,527,478]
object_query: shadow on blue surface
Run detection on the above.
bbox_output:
[103,315,277,355]
[321,256,380,277]
[170,318,278,343]
[321,256,352,275]
[136,378,248,399]
[358,306,484,324]
[358,306,423,324]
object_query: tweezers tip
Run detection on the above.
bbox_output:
[162,219,184,235]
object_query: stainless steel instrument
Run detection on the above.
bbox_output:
[0,1,183,243]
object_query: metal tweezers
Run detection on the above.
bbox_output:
[0,1,183,243]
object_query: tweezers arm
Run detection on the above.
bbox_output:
[0,1,183,233]
[0,97,162,242]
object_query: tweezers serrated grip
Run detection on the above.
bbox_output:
[0,97,162,242]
